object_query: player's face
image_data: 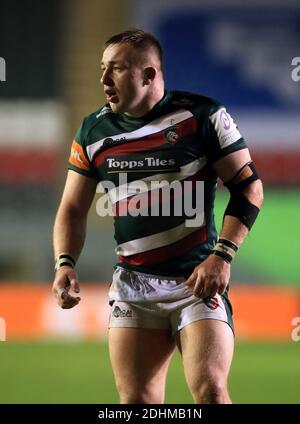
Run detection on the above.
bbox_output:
[100,43,148,117]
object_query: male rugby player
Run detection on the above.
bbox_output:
[52,29,263,404]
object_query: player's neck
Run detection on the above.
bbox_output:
[125,86,165,118]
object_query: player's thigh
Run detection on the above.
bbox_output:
[109,327,175,398]
[176,319,234,391]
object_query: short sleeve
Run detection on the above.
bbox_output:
[67,122,98,179]
[204,106,247,163]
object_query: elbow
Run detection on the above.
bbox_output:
[243,179,264,209]
[255,179,264,208]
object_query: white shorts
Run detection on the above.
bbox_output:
[108,266,234,335]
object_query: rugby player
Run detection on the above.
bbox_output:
[52,29,263,404]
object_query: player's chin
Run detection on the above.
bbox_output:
[109,99,122,112]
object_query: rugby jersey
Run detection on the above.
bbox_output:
[68,90,246,277]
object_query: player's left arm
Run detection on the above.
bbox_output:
[185,148,263,298]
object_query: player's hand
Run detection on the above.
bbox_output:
[184,254,231,298]
[52,266,81,309]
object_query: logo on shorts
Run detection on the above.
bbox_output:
[203,297,219,310]
[112,306,133,318]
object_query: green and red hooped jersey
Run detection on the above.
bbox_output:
[68,90,247,278]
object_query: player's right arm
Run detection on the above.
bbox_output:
[52,170,97,309]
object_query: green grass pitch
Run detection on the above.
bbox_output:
[214,188,300,285]
[0,341,299,404]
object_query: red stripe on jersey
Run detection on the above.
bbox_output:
[118,226,207,267]
[114,165,210,216]
[94,116,197,167]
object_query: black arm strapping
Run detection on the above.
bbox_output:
[224,161,259,193]
[223,162,260,230]
[224,192,260,230]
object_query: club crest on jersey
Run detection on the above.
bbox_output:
[164,127,179,144]
[203,297,219,310]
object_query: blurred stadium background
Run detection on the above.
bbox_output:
[0,0,299,404]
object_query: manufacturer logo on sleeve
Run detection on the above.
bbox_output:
[71,147,83,163]
[220,110,231,130]
[209,107,242,149]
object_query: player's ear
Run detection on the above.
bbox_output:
[143,67,156,85]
